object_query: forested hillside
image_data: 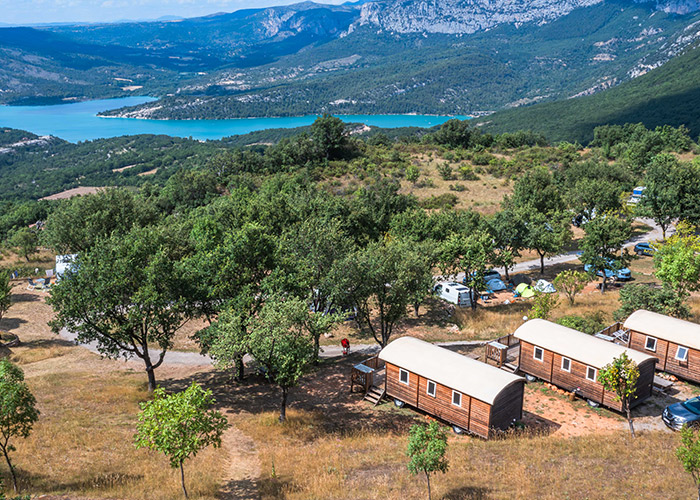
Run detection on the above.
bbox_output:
[475,43,700,143]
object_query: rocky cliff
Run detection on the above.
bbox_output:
[358,0,700,34]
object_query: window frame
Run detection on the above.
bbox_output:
[676,346,689,362]
[426,380,437,397]
[645,336,657,352]
[561,357,571,373]
[533,346,544,362]
[586,366,597,382]
[399,368,410,386]
[452,390,462,407]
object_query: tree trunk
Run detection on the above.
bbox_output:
[539,254,545,275]
[314,335,321,365]
[235,354,245,381]
[601,276,607,294]
[425,470,431,500]
[626,404,636,438]
[504,266,510,282]
[2,445,17,493]
[279,387,288,423]
[180,461,189,499]
[414,302,420,317]
[470,288,477,311]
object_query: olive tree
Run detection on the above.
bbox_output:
[579,214,632,293]
[553,270,591,305]
[135,382,229,499]
[48,225,197,392]
[0,360,39,493]
[0,272,11,324]
[439,230,495,310]
[654,226,700,299]
[677,424,700,500]
[407,421,449,500]
[598,352,639,438]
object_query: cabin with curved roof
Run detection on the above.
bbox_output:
[624,309,700,382]
[378,336,525,438]
[514,319,657,411]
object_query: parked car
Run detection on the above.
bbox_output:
[434,282,473,307]
[663,396,700,431]
[584,261,631,280]
[634,242,656,256]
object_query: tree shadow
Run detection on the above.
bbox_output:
[13,465,143,495]
[164,352,418,439]
[442,485,492,499]
[634,386,684,418]
[10,293,42,303]
[15,337,75,349]
[218,477,258,500]
[0,317,28,332]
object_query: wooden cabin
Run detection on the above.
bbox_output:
[514,319,657,412]
[624,309,700,383]
[378,337,525,438]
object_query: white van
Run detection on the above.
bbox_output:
[434,281,473,307]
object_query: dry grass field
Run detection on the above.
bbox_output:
[3,249,700,499]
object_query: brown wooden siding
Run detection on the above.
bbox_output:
[489,381,525,432]
[629,330,700,383]
[385,362,524,439]
[416,376,472,433]
[519,341,655,412]
[385,362,418,407]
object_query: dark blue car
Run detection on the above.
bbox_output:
[634,242,656,256]
[663,397,700,431]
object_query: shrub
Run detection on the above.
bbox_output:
[437,163,454,180]
[420,194,458,210]
[556,313,606,334]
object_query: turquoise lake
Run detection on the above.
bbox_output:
[0,97,470,142]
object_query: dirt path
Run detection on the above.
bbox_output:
[218,425,261,500]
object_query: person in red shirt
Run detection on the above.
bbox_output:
[341,338,350,356]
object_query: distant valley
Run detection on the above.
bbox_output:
[2,0,700,134]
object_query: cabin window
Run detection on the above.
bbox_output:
[586,366,597,382]
[676,346,689,362]
[645,336,657,352]
[561,357,571,373]
[452,391,462,407]
[399,369,409,385]
[533,346,544,362]
[427,380,437,397]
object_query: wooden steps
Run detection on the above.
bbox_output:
[502,362,518,373]
[364,386,386,406]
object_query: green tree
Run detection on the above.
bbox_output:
[407,421,449,500]
[246,296,316,423]
[553,270,591,305]
[42,188,157,254]
[529,291,559,320]
[654,226,700,299]
[522,210,573,274]
[579,214,632,293]
[488,208,526,281]
[8,229,37,263]
[0,360,39,493]
[135,382,229,499]
[406,164,421,184]
[432,119,474,148]
[311,114,348,161]
[439,230,495,310]
[331,239,430,347]
[597,352,640,438]
[677,425,700,500]
[614,283,690,321]
[48,225,197,391]
[0,272,11,324]
[509,167,564,215]
[640,154,682,239]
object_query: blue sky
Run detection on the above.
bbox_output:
[0,0,351,25]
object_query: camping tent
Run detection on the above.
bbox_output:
[534,279,556,293]
[515,283,535,298]
[486,278,507,292]
[512,275,532,286]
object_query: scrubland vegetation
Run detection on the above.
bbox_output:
[2,116,700,498]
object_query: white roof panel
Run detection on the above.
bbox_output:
[514,319,656,369]
[378,337,524,405]
[624,310,700,350]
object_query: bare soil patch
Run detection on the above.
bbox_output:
[39,187,106,201]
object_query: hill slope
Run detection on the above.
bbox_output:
[474,42,700,143]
